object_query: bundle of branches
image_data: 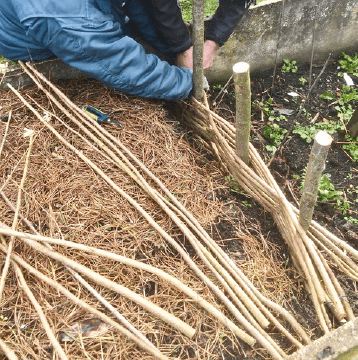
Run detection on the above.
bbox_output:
[180,95,358,333]
[0,61,313,359]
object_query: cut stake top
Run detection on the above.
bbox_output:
[315,131,332,147]
[233,62,250,74]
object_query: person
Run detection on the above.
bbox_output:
[0,0,250,100]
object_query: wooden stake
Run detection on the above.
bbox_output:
[299,131,332,231]
[233,62,251,165]
[184,99,348,330]
[192,0,205,100]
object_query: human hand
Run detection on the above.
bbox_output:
[176,40,219,69]
[203,40,219,69]
[176,47,193,69]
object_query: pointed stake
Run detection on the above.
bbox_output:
[299,131,332,231]
[233,62,251,165]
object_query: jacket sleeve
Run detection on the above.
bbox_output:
[142,0,248,52]
[142,0,192,54]
[22,16,193,101]
[205,0,248,46]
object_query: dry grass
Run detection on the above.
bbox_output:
[0,78,305,359]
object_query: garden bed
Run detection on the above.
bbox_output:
[0,53,358,359]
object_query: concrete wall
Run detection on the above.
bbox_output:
[287,317,358,360]
[206,0,358,82]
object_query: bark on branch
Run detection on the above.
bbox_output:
[299,131,332,231]
[233,62,251,165]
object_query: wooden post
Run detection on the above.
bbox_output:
[233,62,251,165]
[299,131,332,231]
[192,0,205,100]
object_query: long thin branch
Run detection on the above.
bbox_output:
[8,83,273,349]
[0,244,168,360]
[0,339,18,360]
[0,132,35,302]
[0,225,255,344]
[0,110,11,160]
[0,190,155,350]
[13,262,68,360]
[11,62,310,352]
[187,95,351,329]
[22,235,196,338]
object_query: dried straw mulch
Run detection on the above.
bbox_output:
[0,78,299,359]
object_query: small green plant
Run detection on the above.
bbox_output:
[342,135,358,163]
[320,86,358,124]
[292,123,319,143]
[320,91,336,101]
[318,85,358,162]
[253,98,274,117]
[213,83,223,90]
[338,52,358,77]
[242,200,252,208]
[0,56,16,65]
[344,216,358,224]
[225,175,240,193]
[253,98,288,122]
[334,198,351,215]
[299,77,308,85]
[302,108,312,122]
[281,59,298,73]
[293,119,344,143]
[297,171,345,212]
[317,174,343,203]
[340,85,358,103]
[263,123,287,152]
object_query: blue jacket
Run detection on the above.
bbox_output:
[0,0,193,100]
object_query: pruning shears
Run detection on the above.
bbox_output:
[81,105,123,128]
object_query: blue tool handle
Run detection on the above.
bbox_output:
[83,105,109,123]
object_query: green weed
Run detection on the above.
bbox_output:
[317,174,344,202]
[338,52,358,77]
[342,135,358,163]
[344,216,358,224]
[299,77,308,85]
[281,59,298,74]
[0,56,16,65]
[263,123,287,152]
[242,200,252,208]
[213,83,223,90]
[296,171,347,213]
[253,98,287,122]
[225,175,240,193]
